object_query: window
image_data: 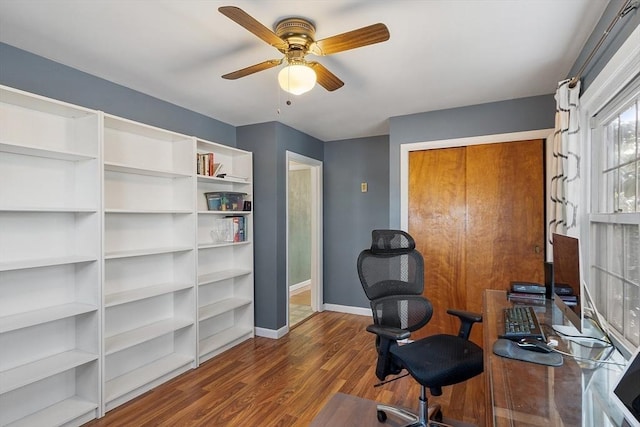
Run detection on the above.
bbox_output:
[589,74,640,351]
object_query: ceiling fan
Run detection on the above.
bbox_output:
[218,6,390,94]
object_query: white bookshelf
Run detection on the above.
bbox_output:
[195,138,254,364]
[0,85,101,426]
[102,115,196,412]
[0,85,256,421]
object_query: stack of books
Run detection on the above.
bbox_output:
[508,282,546,305]
[554,283,578,306]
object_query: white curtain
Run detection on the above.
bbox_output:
[549,79,581,240]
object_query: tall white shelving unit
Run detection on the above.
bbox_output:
[102,115,196,412]
[0,87,101,426]
[0,85,256,421]
[196,139,254,364]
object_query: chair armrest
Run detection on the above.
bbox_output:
[366,324,411,341]
[366,324,409,380]
[447,309,483,323]
[447,309,483,340]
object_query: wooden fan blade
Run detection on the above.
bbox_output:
[219,6,287,50]
[308,62,344,91]
[309,23,389,56]
[222,59,282,80]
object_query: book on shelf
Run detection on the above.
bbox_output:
[196,152,216,176]
[211,215,247,243]
[227,215,246,242]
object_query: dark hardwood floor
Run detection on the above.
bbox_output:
[85,311,485,426]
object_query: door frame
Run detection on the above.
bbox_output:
[399,129,554,230]
[285,151,324,328]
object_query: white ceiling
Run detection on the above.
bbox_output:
[0,0,608,142]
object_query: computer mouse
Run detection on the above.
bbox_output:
[517,339,553,353]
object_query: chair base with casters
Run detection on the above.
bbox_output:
[375,388,441,426]
[375,392,439,425]
[358,230,484,427]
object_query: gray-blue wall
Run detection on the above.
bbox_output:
[0,43,235,145]
[324,135,390,308]
[237,122,323,330]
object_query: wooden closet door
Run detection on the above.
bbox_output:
[409,139,544,339]
[465,140,545,312]
[409,147,467,337]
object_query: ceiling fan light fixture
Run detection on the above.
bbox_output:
[278,63,316,95]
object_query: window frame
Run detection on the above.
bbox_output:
[580,24,640,356]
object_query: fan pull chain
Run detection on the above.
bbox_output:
[276,74,292,115]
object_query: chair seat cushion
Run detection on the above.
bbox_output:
[390,334,483,388]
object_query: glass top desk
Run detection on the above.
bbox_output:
[483,289,629,426]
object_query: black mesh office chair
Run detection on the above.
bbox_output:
[358,230,483,426]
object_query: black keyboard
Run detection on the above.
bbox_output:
[501,306,545,341]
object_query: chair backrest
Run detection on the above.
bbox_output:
[358,230,433,332]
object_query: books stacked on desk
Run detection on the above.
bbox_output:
[554,283,578,306]
[508,282,546,305]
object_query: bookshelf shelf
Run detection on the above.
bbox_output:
[0,303,98,333]
[105,208,193,214]
[198,210,251,215]
[0,350,98,394]
[104,246,193,260]
[0,140,97,161]
[199,297,252,322]
[105,317,194,355]
[196,174,251,185]
[198,241,251,250]
[0,206,97,213]
[0,255,97,272]
[5,397,98,427]
[104,161,191,178]
[199,327,253,359]
[104,353,193,409]
[198,269,252,286]
[105,282,193,307]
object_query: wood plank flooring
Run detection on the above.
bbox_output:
[85,311,485,426]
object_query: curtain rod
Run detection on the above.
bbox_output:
[569,0,639,88]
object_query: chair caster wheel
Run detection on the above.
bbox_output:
[377,409,387,422]
[431,409,443,422]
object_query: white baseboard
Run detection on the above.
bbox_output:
[255,325,289,339]
[255,305,371,339]
[323,303,371,317]
[289,280,311,295]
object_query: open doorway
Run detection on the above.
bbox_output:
[286,151,323,329]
